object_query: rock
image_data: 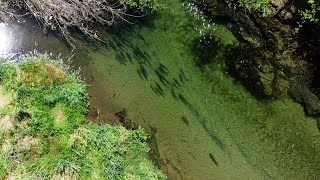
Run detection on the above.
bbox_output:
[114,108,138,130]
[201,0,320,117]
[290,83,320,116]
[270,0,288,9]
[225,44,289,98]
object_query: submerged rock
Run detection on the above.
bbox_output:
[225,44,289,98]
[196,0,320,118]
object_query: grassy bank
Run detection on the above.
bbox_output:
[0,57,166,179]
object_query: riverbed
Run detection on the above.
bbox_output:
[1,0,320,179]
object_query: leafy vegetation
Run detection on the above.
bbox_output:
[122,0,164,11]
[237,0,320,23]
[0,57,166,179]
[301,0,320,23]
[238,0,271,16]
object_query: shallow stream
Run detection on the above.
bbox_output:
[1,0,320,179]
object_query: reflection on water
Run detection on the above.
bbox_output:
[0,23,11,55]
[0,19,72,60]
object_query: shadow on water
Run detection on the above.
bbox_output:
[224,44,271,99]
[192,33,221,66]
[91,24,153,66]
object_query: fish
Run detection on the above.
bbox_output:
[115,41,126,51]
[179,73,185,84]
[119,52,127,62]
[155,82,164,94]
[170,81,179,90]
[150,84,163,96]
[137,33,148,45]
[133,46,146,59]
[144,52,152,61]
[159,63,169,75]
[181,116,189,126]
[134,53,144,63]
[115,54,125,65]
[173,78,182,87]
[108,40,117,51]
[171,88,178,100]
[151,83,164,97]
[209,153,219,166]
[178,93,189,106]
[125,52,133,64]
[155,87,164,96]
[140,65,149,80]
[137,69,143,79]
[150,84,159,95]
[158,67,168,75]
[179,68,188,82]
[155,69,170,87]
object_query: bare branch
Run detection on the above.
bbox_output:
[18,0,131,47]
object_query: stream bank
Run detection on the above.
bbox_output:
[1,0,320,179]
[0,58,166,179]
[196,0,320,121]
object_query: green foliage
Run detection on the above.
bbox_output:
[300,0,320,23]
[122,0,164,11]
[238,0,271,16]
[0,58,166,179]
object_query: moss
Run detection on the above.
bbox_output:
[0,57,167,179]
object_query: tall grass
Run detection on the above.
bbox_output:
[0,57,166,179]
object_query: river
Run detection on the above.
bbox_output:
[1,0,320,179]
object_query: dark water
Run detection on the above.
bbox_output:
[1,0,320,179]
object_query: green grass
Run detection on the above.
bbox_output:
[0,57,166,179]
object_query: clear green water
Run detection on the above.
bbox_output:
[2,0,320,179]
[70,0,320,179]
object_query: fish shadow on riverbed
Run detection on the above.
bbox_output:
[153,63,191,101]
[181,116,189,126]
[132,45,152,64]
[150,82,165,97]
[178,68,188,83]
[96,30,153,66]
[209,153,219,167]
[115,53,127,65]
[137,65,149,80]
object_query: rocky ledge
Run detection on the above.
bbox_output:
[195,0,320,118]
